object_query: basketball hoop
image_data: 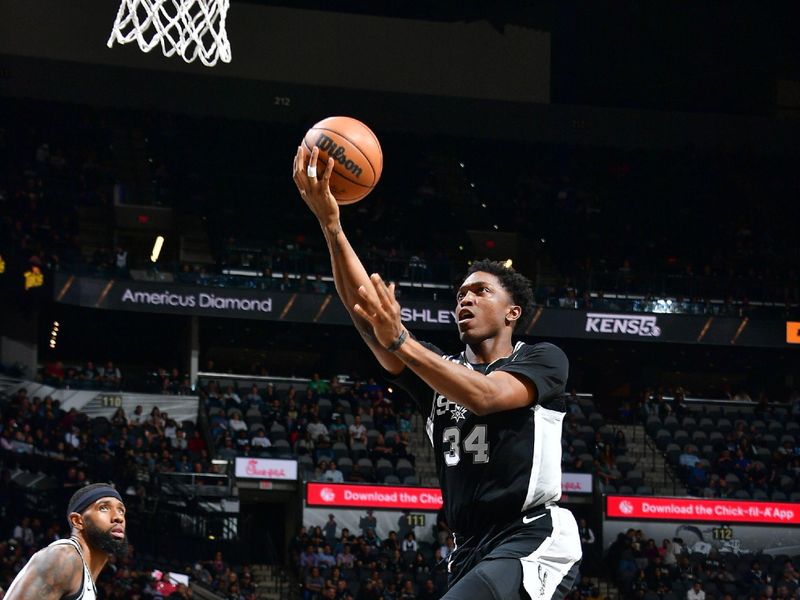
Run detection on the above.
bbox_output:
[107,0,232,67]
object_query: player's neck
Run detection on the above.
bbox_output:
[464,337,515,365]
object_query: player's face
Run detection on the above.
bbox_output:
[82,497,128,558]
[455,271,517,344]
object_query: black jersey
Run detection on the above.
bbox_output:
[391,341,568,536]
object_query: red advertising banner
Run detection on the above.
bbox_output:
[607,496,800,525]
[307,483,443,510]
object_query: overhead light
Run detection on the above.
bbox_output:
[504,259,513,269]
[151,235,165,263]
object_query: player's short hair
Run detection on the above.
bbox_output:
[464,259,535,331]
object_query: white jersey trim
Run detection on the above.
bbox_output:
[522,405,565,512]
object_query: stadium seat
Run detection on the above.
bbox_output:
[733,489,750,500]
[663,416,680,433]
[626,470,644,488]
[356,458,374,478]
[771,490,788,501]
[403,475,419,486]
[724,474,741,490]
[752,489,768,501]
[655,430,672,451]
[761,434,778,450]
[366,429,381,447]
[337,457,353,479]
[698,417,714,434]
[767,420,783,435]
[635,485,653,496]
[665,444,681,465]
[269,423,287,442]
[616,457,635,477]
[332,442,350,461]
[273,439,291,457]
[708,431,725,450]
[383,474,401,484]
[571,439,588,455]
[375,458,394,481]
[598,425,614,444]
[317,399,333,421]
[396,459,414,480]
[673,430,689,447]
[717,418,732,434]
[588,413,604,430]
[350,442,368,460]
[681,417,697,432]
[645,416,662,437]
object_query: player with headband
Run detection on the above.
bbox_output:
[5,483,128,600]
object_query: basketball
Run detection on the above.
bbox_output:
[302,116,383,204]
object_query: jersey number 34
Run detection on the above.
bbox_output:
[443,424,489,466]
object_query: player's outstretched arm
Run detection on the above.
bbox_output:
[293,145,404,374]
[5,544,83,600]
[354,273,537,415]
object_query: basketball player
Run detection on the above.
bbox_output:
[293,146,581,599]
[5,483,127,599]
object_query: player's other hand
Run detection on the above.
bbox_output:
[293,145,339,226]
[354,273,406,350]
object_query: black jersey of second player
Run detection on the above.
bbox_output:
[391,341,568,536]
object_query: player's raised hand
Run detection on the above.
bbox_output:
[293,145,339,225]
[353,273,406,350]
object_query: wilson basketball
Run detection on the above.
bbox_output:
[302,116,383,204]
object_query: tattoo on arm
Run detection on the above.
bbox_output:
[357,326,376,343]
[7,545,81,600]
[330,227,342,256]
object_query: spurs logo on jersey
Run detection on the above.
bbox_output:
[435,393,470,422]
[393,340,569,535]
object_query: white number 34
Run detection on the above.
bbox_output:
[443,424,489,466]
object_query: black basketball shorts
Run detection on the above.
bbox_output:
[441,504,582,600]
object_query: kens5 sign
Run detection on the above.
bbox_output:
[585,313,661,337]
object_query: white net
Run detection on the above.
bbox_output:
[107,0,232,67]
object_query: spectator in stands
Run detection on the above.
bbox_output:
[336,544,355,569]
[328,414,347,442]
[129,404,145,425]
[348,415,367,446]
[102,361,122,387]
[110,406,127,427]
[300,544,318,569]
[12,516,34,547]
[244,384,262,408]
[317,544,336,572]
[307,415,329,441]
[595,445,619,487]
[613,429,627,456]
[251,428,271,450]
[81,360,101,386]
[401,532,417,553]
[578,518,596,574]
[304,566,325,599]
[359,510,377,537]
[322,461,344,483]
[315,437,335,464]
[218,437,237,461]
[228,411,247,433]
[687,581,705,600]
[223,386,242,409]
